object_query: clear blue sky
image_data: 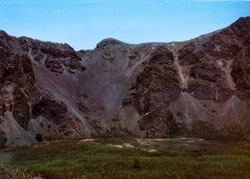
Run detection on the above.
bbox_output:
[0,0,249,50]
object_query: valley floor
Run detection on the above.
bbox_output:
[1,138,250,179]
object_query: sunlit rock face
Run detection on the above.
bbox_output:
[0,17,250,147]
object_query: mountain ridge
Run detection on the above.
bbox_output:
[0,17,250,147]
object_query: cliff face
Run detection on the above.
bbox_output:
[0,17,250,147]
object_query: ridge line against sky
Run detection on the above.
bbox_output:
[0,0,249,50]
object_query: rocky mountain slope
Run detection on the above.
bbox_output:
[0,17,250,147]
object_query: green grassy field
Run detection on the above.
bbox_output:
[1,138,250,179]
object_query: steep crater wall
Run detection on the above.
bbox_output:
[0,17,250,147]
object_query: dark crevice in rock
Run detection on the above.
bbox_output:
[32,97,67,125]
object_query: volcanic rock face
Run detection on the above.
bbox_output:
[0,17,250,147]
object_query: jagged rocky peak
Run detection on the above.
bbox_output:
[0,17,250,148]
[229,16,250,34]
